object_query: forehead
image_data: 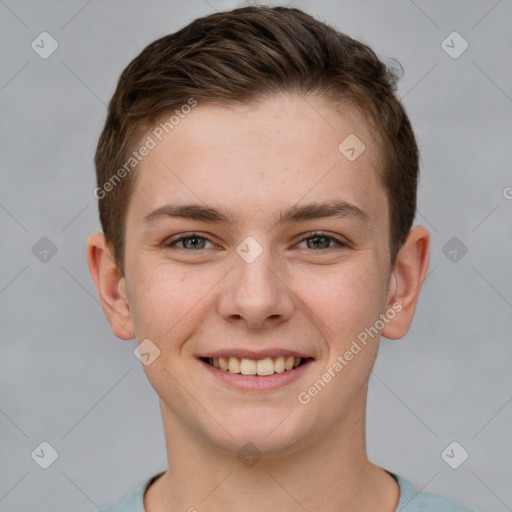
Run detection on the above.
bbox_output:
[128,94,387,230]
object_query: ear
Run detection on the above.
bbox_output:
[86,232,135,340]
[381,225,430,340]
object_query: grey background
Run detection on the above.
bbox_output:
[1,0,511,510]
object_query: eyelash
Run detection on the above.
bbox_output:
[165,232,349,251]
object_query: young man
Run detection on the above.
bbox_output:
[87,6,473,512]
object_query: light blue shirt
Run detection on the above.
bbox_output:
[102,470,474,511]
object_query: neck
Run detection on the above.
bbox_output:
[145,385,399,512]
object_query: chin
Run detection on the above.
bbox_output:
[201,405,314,458]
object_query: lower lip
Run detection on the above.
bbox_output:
[199,358,314,391]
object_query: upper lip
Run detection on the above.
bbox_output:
[196,349,314,360]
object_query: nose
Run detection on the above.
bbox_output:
[217,247,295,330]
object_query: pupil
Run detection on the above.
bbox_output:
[186,237,204,249]
[308,236,329,249]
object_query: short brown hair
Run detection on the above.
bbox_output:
[95,5,418,273]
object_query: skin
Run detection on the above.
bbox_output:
[87,94,430,512]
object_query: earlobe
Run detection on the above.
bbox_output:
[86,233,135,340]
[381,226,430,340]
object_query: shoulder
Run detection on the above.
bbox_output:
[102,488,143,512]
[391,472,475,512]
[102,471,475,512]
[102,473,164,512]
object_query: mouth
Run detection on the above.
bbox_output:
[200,356,312,376]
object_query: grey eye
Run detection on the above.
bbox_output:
[181,236,208,250]
[306,236,332,249]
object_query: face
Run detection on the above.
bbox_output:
[121,95,395,455]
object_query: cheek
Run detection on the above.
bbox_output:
[293,258,389,378]
[128,264,218,349]
[128,266,218,395]
[303,260,387,333]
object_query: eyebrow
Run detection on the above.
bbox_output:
[143,200,369,227]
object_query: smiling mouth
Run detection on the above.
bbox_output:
[201,356,311,376]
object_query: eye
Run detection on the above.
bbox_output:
[296,232,348,250]
[164,232,348,252]
[165,233,215,250]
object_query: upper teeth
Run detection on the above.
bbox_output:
[209,356,302,376]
